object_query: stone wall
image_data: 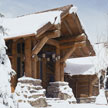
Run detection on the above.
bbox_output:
[14,77,47,107]
[77,97,96,103]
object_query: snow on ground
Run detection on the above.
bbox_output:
[95,89,107,105]
[0,103,6,108]
[48,103,108,108]
[17,98,108,108]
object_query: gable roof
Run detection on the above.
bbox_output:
[1,5,95,58]
[1,5,74,39]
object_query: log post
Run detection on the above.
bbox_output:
[32,56,38,79]
[32,39,38,79]
[55,48,61,81]
[37,59,40,79]
[89,77,93,96]
[32,37,48,55]
[60,62,65,81]
[25,38,32,77]
[11,41,17,92]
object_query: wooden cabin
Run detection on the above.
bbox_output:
[64,57,99,100]
[65,74,99,97]
[3,5,95,92]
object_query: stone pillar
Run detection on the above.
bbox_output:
[14,77,47,107]
[47,81,76,103]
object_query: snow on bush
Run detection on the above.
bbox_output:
[0,17,16,107]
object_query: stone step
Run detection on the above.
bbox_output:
[77,97,96,103]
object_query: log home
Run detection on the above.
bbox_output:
[3,5,95,92]
[64,57,99,103]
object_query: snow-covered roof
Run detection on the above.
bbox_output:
[0,5,95,58]
[65,43,108,76]
[64,56,96,76]
[2,11,61,38]
[0,5,77,39]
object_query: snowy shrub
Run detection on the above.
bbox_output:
[0,15,16,107]
[0,37,16,108]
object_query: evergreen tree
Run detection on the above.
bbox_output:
[0,13,16,108]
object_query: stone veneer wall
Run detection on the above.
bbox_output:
[47,81,76,103]
[14,77,47,107]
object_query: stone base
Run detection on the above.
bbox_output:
[47,81,76,103]
[14,77,47,107]
[77,97,96,103]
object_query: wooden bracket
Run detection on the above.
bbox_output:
[61,41,86,62]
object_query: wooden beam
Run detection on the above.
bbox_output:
[32,36,49,55]
[36,30,60,40]
[60,34,86,44]
[60,41,86,49]
[61,8,69,19]
[47,39,60,48]
[36,22,53,38]
[47,30,60,38]
[25,38,32,77]
[61,44,76,62]
[61,41,86,62]
[63,20,73,35]
[73,14,83,34]
[32,30,61,55]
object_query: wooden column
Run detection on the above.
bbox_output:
[37,60,40,79]
[60,62,65,81]
[32,56,38,79]
[55,48,61,81]
[32,39,38,79]
[89,77,92,96]
[11,41,17,92]
[25,38,32,77]
[42,57,47,88]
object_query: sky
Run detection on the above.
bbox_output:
[0,0,108,43]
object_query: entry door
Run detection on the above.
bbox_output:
[38,56,55,88]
